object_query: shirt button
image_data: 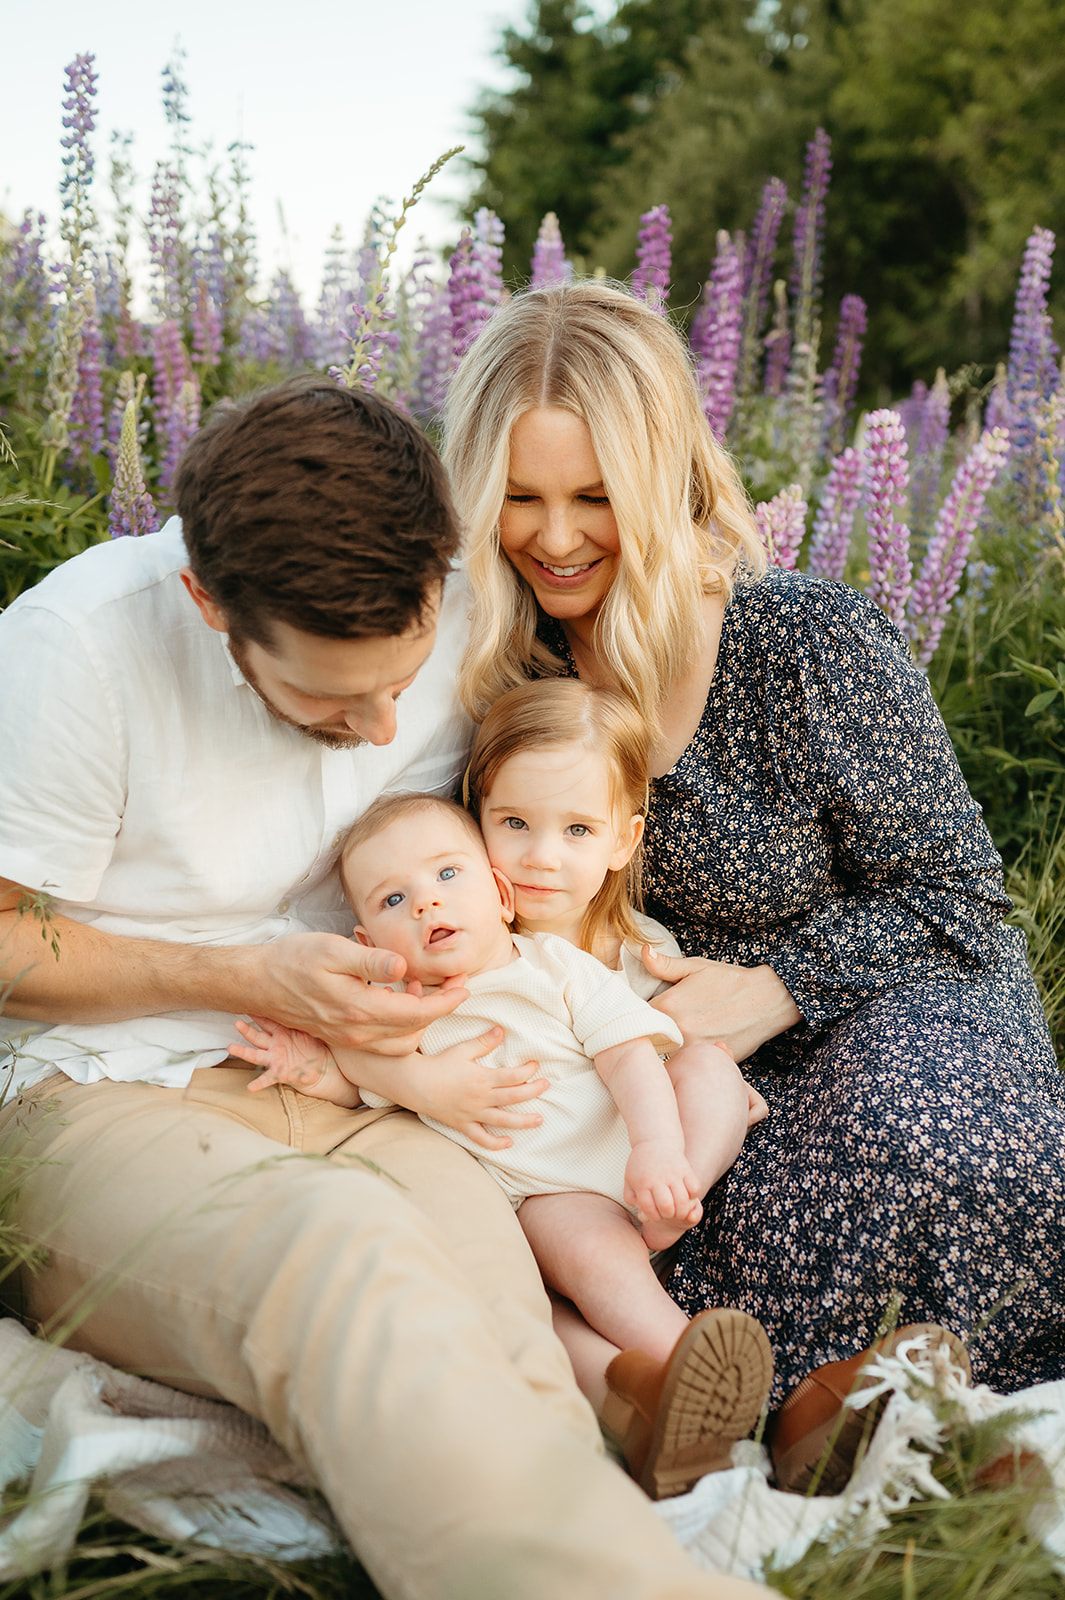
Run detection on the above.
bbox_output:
[278,899,291,915]
[331,832,342,848]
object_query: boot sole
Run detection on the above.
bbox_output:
[635,1308,774,1499]
[774,1323,971,1495]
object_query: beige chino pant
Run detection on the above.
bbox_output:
[0,1066,772,1600]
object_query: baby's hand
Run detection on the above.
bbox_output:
[233,1015,334,1092]
[623,1140,702,1226]
[407,1029,548,1151]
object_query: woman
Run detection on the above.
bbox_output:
[442,279,1065,1481]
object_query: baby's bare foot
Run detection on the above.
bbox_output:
[642,1200,702,1252]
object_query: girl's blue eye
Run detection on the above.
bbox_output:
[503,816,527,830]
[567,824,590,837]
[384,892,404,908]
[439,865,457,881]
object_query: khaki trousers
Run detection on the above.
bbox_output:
[0,1067,771,1600]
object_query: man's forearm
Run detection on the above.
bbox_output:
[0,901,256,1023]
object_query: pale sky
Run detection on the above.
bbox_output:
[2,0,586,301]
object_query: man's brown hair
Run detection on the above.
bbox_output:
[174,375,459,646]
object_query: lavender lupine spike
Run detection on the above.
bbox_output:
[907,427,1010,667]
[190,246,223,368]
[531,212,567,288]
[159,375,201,492]
[789,128,832,359]
[692,230,745,442]
[907,367,951,533]
[1006,227,1060,517]
[68,280,105,460]
[2,212,51,362]
[473,208,505,307]
[737,178,787,401]
[147,163,184,320]
[59,53,98,272]
[449,227,493,360]
[807,446,864,581]
[632,205,672,312]
[109,385,159,539]
[763,279,790,397]
[755,483,807,570]
[821,294,867,460]
[315,225,351,368]
[863,409,913,630]
[337,147,462,392]
[152,317,192,477]
[269,270,316,368]
[417,281,457,418]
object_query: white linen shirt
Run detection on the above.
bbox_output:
[0,519,474,1092]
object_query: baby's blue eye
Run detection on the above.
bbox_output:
[384,892,404,908]
[439,865,457,881]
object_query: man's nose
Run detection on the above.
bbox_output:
[346,694,397,747]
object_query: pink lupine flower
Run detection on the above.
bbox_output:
[863,409,913,630]
[907,428,1011,667]
[808,446,863,581]
[755,483,807,570]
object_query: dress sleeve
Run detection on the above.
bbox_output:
[761,585,1011,1030]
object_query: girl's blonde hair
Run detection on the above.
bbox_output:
[464,679,650,956]
[443,279,766,725]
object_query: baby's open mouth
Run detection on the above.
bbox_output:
[427,926,457,945]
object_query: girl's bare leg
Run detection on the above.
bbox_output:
[519,1190,689,1363]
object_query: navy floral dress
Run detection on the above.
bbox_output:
[541,568,1065,1403]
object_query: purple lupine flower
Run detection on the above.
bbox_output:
[59,53,98,269]
[909,367,951,532]
[907,427,1010,667]
[632,205,672,312]
[691,230,745,442]
[473,208,505,307]
[159,375,202,491]
[68,281,105,460]
[268,269,316,368]
[763,279,790,397]
[152,317,192,476]
[238,307,277,364]
[789,128,832,359]
[738,178,787,399]
[807,446,864,581]
[896,378,928,448]
[1005,227,1060,514]
[821,294,866,459]
[1,211,50,360]
[531,212,567,288]
[863,408,913,629]
[190,238,224,367]
[755,483,807,570]
[415,280,456,418]
[449,227,495,359]
[109,393,159,538]
[315,225,352,369]
[147,163,184,320]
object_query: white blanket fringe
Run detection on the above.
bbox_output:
[2,1320,1064,1582]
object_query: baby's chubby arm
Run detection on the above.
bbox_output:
[594,1038,701,1226]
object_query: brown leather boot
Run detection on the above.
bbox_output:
[601,1308,774,1500]
[770,1322,971,1495]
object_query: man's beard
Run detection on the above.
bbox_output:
[229,636,367,750]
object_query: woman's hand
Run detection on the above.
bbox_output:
[642,946,801,1062]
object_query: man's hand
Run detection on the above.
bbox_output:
[642,946,800,1063]
[389,1029,548,1151]
[245,932,469,1055]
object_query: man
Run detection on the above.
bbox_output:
[0,376,770,1600]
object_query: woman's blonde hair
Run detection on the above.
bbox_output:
[464,679,650,956]
[443,279,766,724]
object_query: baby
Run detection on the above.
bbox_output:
[233,792,749,1370]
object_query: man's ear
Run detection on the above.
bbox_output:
[492,868,516,924]
[180,567,230,634]
[609,813,645,873]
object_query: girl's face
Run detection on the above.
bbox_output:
[498,407,621,626]
[480,740,642,942]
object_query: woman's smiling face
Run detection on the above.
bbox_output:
[498,407,621,625]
